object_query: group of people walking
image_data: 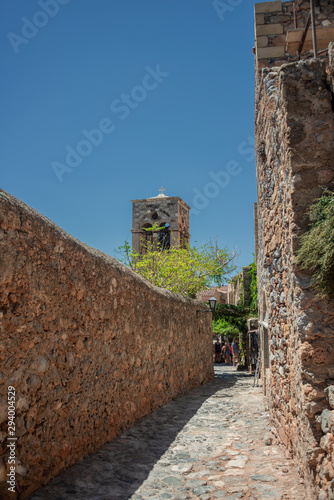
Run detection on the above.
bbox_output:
[214,338,240,367]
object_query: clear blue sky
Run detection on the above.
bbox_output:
[1,0,258,274]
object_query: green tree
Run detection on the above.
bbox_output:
[115,239,237,298]
[295,188,334,298]
[212,304,249,334]
[212,316,240,339]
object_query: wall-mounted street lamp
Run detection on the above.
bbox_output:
[208,296,217,311]
[197,296,217,316]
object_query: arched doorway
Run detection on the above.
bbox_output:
[158,222,170,250]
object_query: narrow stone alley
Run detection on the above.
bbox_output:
[28,366,306,500]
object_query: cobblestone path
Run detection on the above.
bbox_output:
[29,366,306,500]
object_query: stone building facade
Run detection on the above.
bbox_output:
[227,267,252,307]
[198,286,228,305]
[255,1,334,496]
[0,190,212,499]
[131,190,190,254]
[254,0,334,71]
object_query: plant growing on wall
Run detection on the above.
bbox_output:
[230,273,243,306]
[238,277,244,306]
[115,239,237,298]
[295,188,334,298]
[249,258,258,314]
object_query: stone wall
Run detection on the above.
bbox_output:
[227,267,252,307]
[254,202,259,262]
[255,44,334,499]
[255,0,334,70]
[0,190,213,499]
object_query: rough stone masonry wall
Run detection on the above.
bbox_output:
[0,190,213,500]
[255,0,334,70]
[255,45,334,499]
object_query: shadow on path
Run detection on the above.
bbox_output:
[28,368,252,500]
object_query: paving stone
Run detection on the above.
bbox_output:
[226,450,240,456]
[250,474,278,482]
[185,470,211,479]
[192,485,215,495]
[225,459,248,468]
[170,464,193,473]
[253,488,283,499]
[213,480,226,488]
[223,477,248,485]
[185,479,207,488]
[162,476,183,487]
[227,485,249,494]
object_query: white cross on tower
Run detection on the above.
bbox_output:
[159,186,166,195]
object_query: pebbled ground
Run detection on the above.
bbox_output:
[28,365,306,500]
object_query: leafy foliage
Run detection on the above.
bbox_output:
[238,278,244,306]
[115,239,237,298]
[212,304,248,337]
[212,317,240,338]
[249,258,258,314]
[142,222,166,232]
[213,303,249,323]
[295,189,334,298]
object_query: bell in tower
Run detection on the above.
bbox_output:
[131,187,190,254]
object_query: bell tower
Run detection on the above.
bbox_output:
[131,188,190,254]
